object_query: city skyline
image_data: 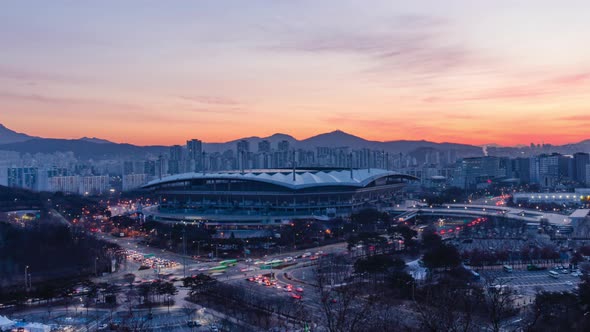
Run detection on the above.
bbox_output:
[2,1,590,146]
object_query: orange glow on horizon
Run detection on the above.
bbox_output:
[4,116,590,147]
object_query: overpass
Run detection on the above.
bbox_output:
[389,204,571,226]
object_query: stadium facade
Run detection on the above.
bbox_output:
[141,168,416,232]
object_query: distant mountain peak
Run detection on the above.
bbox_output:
[79,137,113,144]
[265,133,296,140]
[0,123,35,144]
[309,129,361,138]
[329,129,351,135]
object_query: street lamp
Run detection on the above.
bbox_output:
[24,265,29,291]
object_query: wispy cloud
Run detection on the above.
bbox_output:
[268,15,478,76]
[184,108,245,115]
[0,91,144,110]
[0,65,89,84]
[177,95,241,106]
[556,114,590,122]
[463,71,590,101]
[173,95,248,115]
[0,91,246,126]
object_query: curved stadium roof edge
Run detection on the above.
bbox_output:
[142,168,417,190]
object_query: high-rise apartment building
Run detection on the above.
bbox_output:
[574,152,590,184]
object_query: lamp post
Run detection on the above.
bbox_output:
[194,240,205,258]
[25,265,29,291]
[181,224,187,278]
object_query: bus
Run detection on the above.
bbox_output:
[208,265,228,273]
[549,270,559,279]
[260,260,284,270]
[503,265,513,273]
[219,259,238,267]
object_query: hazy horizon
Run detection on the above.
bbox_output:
[1,123,583,148]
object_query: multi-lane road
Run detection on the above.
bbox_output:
[95,232,349,328]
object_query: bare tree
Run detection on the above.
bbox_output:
[413,279,483,332]
[483,278,517,332]
[316,254,376,332]
[123,288,139,318]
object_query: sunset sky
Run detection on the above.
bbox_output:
[1,0,590,146]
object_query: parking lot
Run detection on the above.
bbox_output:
[481,269,581,296]
[108,309,232,332]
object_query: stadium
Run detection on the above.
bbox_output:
[141,168,416,232]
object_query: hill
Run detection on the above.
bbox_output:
[0,124,36,144]
[0,138,168,159]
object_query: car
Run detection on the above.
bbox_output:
[291,293,302,299]
[566,281,574,286]
[210,325,220,332]
[296,287,304,292]
[187,320,201,327]
[98,324,109,330]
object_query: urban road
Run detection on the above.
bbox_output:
[100,234,349,326]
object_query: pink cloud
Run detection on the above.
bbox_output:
[557,114,590,122]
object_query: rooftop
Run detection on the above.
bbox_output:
[569,209,590,219]
[143,168,416,190]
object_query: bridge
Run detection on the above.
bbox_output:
[389,204,571,226]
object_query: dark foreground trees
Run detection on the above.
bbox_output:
[0,221,119,293]
[316,254,419,332]
[422,243,461,270]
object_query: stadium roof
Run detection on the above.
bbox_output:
[143,168,417,190]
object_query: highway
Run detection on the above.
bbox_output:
[391,203,572,226]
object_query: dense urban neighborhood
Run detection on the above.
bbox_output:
[3,143,590,331]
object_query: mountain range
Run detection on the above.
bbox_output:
[203,130,482,155]
[1,123,589,160]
